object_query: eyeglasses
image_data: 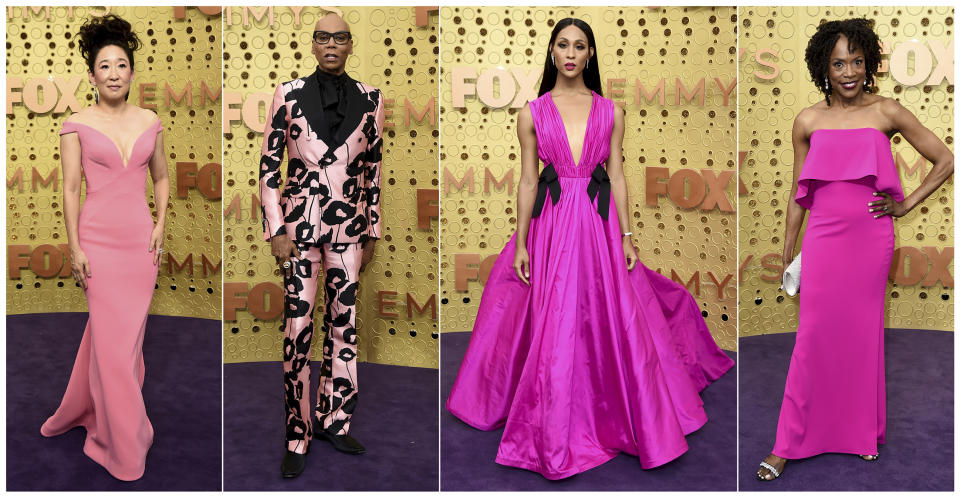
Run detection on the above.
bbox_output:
[313,31,352,45]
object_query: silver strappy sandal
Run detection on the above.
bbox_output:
[757,461,782,480]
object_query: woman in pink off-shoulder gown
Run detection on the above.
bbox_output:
[40,15,170,482]
[446,17,734,480]
[756,19,954,481]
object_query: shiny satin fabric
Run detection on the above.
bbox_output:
[259,69,384,245]
[41,119,162,481]
[773,128,899,458]
[446,91,734,479]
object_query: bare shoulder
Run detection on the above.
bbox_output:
[792,106,819,135]
[612,99,626,117]
[64,106,94,125]
[517,102,533,125]
[131,105,160,125]
[874,94,908,119]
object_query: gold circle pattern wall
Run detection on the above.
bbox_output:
[6,6,222,319]
[440,6,738,351]
[738,6,954,336]
[222,7,439,366]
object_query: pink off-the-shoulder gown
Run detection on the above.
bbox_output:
[41,119,162,481]
[446,91,735,479]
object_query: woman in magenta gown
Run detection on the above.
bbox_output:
[757,18,954,481]
[446,17,735,480]
[40,15,170,481]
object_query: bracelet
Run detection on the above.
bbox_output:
[622,231,633,237]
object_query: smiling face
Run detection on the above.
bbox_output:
[827,34,867,100]
[550,25,594,79]
[88,44,133,102]
[311,13,353,75]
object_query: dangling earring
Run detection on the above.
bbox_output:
[92,84,99,104]
[551,54,555,66]
[823,77,829,90]
[586,59,589,69]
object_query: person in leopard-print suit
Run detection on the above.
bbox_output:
[259,12,383,478]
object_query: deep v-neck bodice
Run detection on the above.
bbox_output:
[62,119,162,169]
[529,90,612,174]
[60,118,162,196]
[547,91,596,167]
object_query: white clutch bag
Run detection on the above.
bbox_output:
[782,253,801,296]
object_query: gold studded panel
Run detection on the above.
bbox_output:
[440,6,738,351]
[6,6,222,319]
[222,7,439,366]
[739,6,954,336]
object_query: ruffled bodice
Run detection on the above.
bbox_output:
[795,128,904,209]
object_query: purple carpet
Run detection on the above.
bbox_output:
[6,312,221,491]
[223,359,439,491]
[739,328,953,491]
[441,331,737,491]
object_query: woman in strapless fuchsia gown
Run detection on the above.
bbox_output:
[446,17,734,480]
[757,19,954,481]
[40,15,170,482]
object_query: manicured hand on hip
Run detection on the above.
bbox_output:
[869,191,906,218]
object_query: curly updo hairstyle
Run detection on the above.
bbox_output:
[804,18,881,106]
[76,14,142,74]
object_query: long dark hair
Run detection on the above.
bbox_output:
[804,18,881,106]
[537,18,602,97]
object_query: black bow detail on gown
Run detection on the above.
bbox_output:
[586,163,611,220]
[531,164,560,218]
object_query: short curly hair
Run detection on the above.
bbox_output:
[76,14,142,73]
[804,18,881,106]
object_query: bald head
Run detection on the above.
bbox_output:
[311,12,353,75]
[315,12,349,33]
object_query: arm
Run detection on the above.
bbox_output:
[147,125,170,266]
[782,111,811,265]
[605,103,638,270]
[61,129,90,289]
[360,90,385,271]
[871,99,954,217]
[363,90,385,241]
[259,83,300,276]
[513,103,539,284]
[260,83,289,240]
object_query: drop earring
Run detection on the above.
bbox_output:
[92,84,99,104]
[586,59,589,69]
[551,54,555,66]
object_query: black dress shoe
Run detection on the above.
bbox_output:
[281,450,307,478]
[317,429,366,454]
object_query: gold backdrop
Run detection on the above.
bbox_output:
[738,6,954,336]
[222,7,439,367]
[6,6,222,319]
[440,6,738,351]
